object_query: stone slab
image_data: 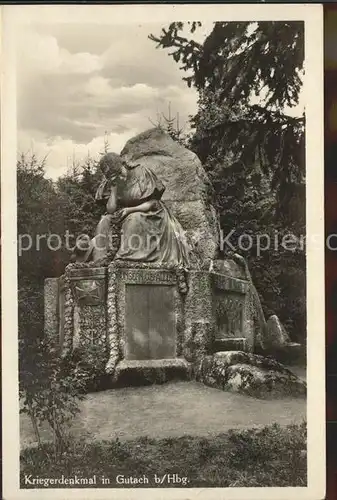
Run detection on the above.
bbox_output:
[116,358,191,370]
[212,338,247,352]
[68,267,107,279]
[113,358,192,386]
[214,289,245,339]
[69,266,107,307]
[72,279,106,307]
[124,284,176,360]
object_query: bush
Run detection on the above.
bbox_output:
[19,337,86,456]
[68,344,110,393]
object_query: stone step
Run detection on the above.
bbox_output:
[212,337,247,353]
[113,358,193,387]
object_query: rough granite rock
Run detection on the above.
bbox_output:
[264,314,291,349]
[120,128,219,263]
[195,351,306,399]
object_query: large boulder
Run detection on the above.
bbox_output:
[195,351,306,399]
[120,128,219,263]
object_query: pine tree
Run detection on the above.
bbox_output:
[150,21,306,341]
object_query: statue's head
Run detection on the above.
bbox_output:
[98,152,128,185]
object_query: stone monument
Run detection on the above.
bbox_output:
[44,128,304,396]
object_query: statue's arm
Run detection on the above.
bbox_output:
[106,185,118,214]
[123,199,157,217]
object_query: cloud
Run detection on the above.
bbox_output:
[16,22,205,178]
[18,66,196,144]
[18,129,137,181]
[17,81,196,179]
[17,28,103,76]
[84,77,160,105]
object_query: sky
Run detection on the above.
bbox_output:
[16,22,213,180]
[16,21,306,181]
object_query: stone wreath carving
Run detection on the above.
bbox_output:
[61,269,74,357]
[106,262,119,375]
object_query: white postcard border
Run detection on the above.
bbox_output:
[1,4,325,500]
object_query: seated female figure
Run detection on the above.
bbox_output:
[81,152,190,267]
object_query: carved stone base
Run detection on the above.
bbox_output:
[44,260,255,387]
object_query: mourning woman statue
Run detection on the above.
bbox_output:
[77,152,190,267]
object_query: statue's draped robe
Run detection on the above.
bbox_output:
[94,165,190,266]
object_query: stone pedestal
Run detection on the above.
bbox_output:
[45,260,254,382]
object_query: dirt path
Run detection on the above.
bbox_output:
[20,381,306,448]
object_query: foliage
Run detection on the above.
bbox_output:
[20,422,307,487]
[150,21,303,96]
[55,155,103,238]
[150,21,306,341]
[17,152,105,339]
[17,153,61,282]
[68,344,110,393]
[226,421,306,471]
[19,337,86,456]
[149,102,190,146]
[17,152,106,456]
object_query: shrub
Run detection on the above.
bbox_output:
[19,337,86,456]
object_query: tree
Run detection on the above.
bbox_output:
[56,155,102,240]
[17,153,105,455]
[149,102,189,146]
[17,153,61,347]
[150,22,306,341]
[17,153,61,282]
[149,21,305,216]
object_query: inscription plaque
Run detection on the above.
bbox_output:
[125,284,176,360]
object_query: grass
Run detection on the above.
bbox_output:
[21,421,307,488]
